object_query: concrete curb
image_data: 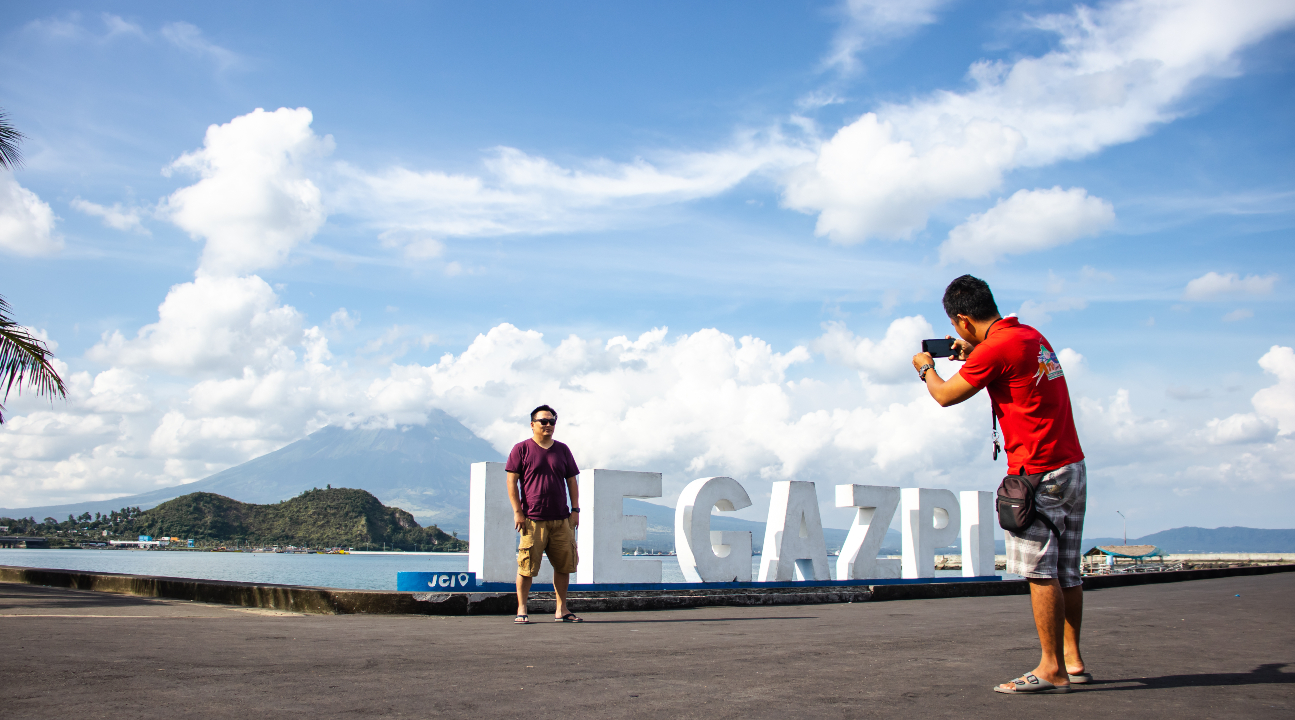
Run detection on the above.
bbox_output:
[4,563,1292,615]
[0,565,482,615]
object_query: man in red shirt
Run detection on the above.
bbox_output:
[506,404,583,624]
[912,275,1089,695]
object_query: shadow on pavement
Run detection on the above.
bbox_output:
[1087,663,1293,691]
[0,585,165,610]
[587,615,817,624]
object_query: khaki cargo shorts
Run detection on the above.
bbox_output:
[517,517,578,577]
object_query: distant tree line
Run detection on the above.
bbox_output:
[1,507,145,546]
[1,488,466,552]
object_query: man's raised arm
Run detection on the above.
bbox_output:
[911,350,981,407]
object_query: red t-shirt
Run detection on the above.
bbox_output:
[956,317,1084,475]
[505,439,580,520]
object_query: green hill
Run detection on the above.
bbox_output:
[131,488,466,551]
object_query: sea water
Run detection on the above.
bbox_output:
[0,548,984,590]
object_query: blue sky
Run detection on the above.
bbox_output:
[2,0,1294,537]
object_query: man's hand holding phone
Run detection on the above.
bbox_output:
[946,335,972,361]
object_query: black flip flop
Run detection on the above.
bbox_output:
[555,613,583,623]
[514,614,530,624]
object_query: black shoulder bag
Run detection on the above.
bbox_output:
[992,412,1060,539]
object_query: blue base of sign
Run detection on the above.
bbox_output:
[396,573,1002,592]
[397,571,477,592]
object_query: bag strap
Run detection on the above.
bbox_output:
[1019,465,1062,540]
[996,403,1060,541]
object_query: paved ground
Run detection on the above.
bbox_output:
[2,573,1292,719]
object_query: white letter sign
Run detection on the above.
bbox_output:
[468,462,514,583]
[835,484,901,580]
[960,490,996,578]
[469,461,556,583]
[675,476,753,582]
[900,488,961,579]
[758,481,830,582]
[576,469,663,585]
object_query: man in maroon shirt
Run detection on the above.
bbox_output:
[912,275,1089,695]
[506,404,582,624]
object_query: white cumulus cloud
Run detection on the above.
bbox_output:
[88,274,307,376]
[941,187,1115,265]
[1253,346,1295,435]
[0,173,61,256]
[161,107,331,277]
[814,316,935,384]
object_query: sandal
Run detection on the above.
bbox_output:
[514,615,530,624]
[993,673,1070,694]
[555,613,584,623]
[1068,672,1093,684]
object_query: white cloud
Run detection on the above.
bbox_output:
[161,107,331,276]
[329,308,359,331]
[364,322,985,489]
[1183,271,1277,299]
[1203,413,1277,445]
[160,21,239,69]
[940,187,1115,264]
[814,316,934,384]
[1223,308,1253,322]
[823,0,952,74]
[1057,348,1086,376]
[1253,346,1295,435]
[100,14,145,39]
[336,133,812,250]
[1018,297,1089,325]
[1198,345,1295,444]
[8,297,1295,531]
[70,197,148,233]
[88,274,307,376]
[0,173,61,256]
[783,0,1295,243]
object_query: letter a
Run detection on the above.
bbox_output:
[758,481,830,582]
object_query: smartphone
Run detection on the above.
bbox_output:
[921,338,956,358]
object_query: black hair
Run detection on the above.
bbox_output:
[530,405,557,422]
[942,275,1000,321]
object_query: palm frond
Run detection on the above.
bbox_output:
[0,295,67,424]
[0,108,25,170]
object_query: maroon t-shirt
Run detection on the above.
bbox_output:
[956,317,1085,475]
[505,439,579,520]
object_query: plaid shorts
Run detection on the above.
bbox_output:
[1005,460,1086,587]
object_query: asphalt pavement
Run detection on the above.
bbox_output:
[2,573,1291,718]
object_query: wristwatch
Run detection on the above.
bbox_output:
[917,363,935,381]
[570,508,580,513]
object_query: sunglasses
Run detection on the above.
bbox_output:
[532,418,556,426]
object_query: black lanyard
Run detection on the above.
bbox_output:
[986,317,1004,462]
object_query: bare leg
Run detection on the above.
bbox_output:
[553,572,570,618]
[516,574,532,617]
[999,578,1069,689]
[1063,584,1085,675]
